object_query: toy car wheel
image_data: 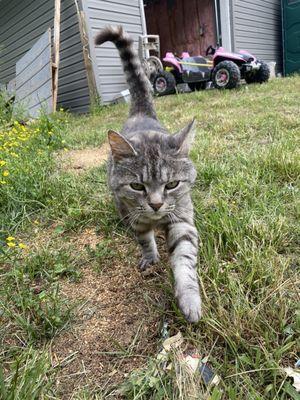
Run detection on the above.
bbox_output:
[212,61,241,89]
[147,56,164,78]
[188,82,206,91]
[153,71,176,96]
[245,60,270,84]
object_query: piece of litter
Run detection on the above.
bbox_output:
[162,331,183,351]
[182,354,201,373]
[161,321,169,340]
[284,367,300,392]
[156,332,183,370]
[199,363,221,386]
[155,334,222,388]
[295,360,300,369]
[180,352,221,386]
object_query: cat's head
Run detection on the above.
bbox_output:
[108,120,197,221]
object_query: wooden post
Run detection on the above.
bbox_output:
[52,0,61,112]
[74,0,98,107]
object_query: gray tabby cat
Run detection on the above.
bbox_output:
[95,26,201,323]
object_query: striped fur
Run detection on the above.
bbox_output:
[95,26,156,119]
[95,26,201,323]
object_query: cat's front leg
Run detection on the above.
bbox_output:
[136,229,160,271]
[165,221,201,323]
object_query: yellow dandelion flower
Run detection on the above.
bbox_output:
[3,171,9,177]
[6,236,15,241]
[18,243,28,249]
[0,160,6,167]
[7,242,16,248]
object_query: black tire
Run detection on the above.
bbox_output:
[212,61,241,89]
[188,82,206,91]
[245,60,270,84]
[153,71,176,96]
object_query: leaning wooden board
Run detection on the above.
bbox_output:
[15,29,53,118]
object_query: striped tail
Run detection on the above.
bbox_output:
[95,26,156,119]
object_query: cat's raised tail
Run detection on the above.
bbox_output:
[95,26,156,120]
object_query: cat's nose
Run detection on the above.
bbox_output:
[149,202,163,211]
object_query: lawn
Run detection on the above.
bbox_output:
[0,77,299,399]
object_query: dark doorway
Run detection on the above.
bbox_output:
[144,0,217,57]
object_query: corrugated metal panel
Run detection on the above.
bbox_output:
[232,0,283,72]
[83,0,145,103]
[0,0,90,113]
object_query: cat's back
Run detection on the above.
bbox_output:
[121,115,167,140]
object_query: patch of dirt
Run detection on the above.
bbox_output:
[52,228,168,398]
[58,144,110,173]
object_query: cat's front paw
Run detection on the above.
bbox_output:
[177,291,202,323]
[138,255,159,271]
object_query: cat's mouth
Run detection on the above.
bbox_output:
[145,208,174,221]
[138,210,167,222]
[137,205,175,222]
[149,213,164,220]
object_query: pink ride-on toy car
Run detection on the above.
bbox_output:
[152,45,270,95]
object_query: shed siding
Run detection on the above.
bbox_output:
[15,29,53,117]
[0,0,90,113]
[82,0,145,103]
[232,0,282,71]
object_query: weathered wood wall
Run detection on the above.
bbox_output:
[15,30,52,118]
[145,0,216,57]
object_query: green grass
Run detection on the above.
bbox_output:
[0,77,299,399]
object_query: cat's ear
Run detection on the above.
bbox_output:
[172,118,196,155]
[108,130,137,160]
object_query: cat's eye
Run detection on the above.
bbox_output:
[165,181,180,190]
[130,182,145,191]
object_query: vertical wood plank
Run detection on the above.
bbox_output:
[74,0,98,107]
[53,0,61,112]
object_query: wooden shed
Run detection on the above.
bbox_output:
[0,0,284,115]
[144,0,283,72]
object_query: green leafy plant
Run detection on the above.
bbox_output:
[0,349,54,399]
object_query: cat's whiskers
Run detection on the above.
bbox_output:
[167,211,176,225]
[129,213,140,228]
